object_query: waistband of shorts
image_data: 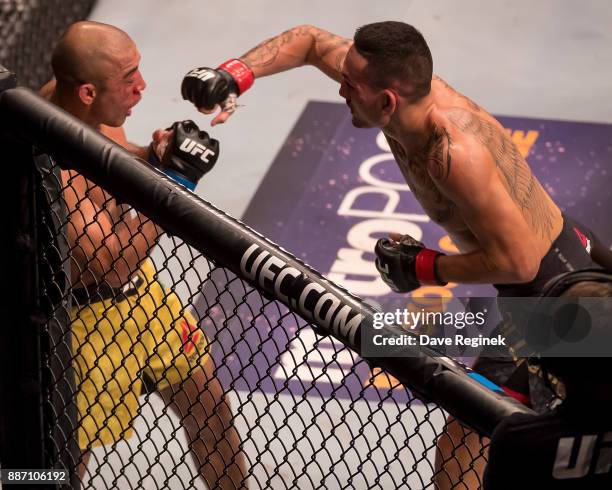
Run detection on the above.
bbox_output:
[551,213,592,252]
[72,275,144,305]
[494,213,573,297]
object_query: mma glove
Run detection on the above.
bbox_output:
[148,120,219,191]
[375,235,447,293]
[181,59,254,111]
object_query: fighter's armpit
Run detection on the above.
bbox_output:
[424,117,497,215]
[426,125,453,182]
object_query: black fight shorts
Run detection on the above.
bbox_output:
[474,214,600,412]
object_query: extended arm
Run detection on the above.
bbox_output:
[181,25,352,124]
[239,25,352,82]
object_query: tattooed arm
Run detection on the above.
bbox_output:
[239,25,352,82]
[429,114,541,284]
[182,25,351,124]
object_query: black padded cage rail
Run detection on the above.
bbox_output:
[0,77,534,490]
[0,0,97,90]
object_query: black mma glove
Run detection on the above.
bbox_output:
[181,59,254,111]
[375,235,447,293]
[148,120,219,191]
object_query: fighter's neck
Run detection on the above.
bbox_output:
[383,94,436,156]
[49,90,101,129]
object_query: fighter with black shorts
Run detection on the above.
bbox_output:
[476,214,601,413]
[178,21,608,488]
[484,273,612,489]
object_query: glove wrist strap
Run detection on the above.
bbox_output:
[164,169,197,191]
[218,59,254,95]
[147,143,161,168]
[415,249,447,286]
[147,144,197,191]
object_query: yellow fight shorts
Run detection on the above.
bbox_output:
[70,259,209,449]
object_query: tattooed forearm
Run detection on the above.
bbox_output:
[447,109,556,240]
[241,38,279,69]
[241,26,312,68]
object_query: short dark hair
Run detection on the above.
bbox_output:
[353,21,433,100]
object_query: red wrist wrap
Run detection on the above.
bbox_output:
[217,59,254,95]
[415,249,445,285]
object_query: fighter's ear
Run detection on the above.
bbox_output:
[77,83,97,106]
[381,89,398,117]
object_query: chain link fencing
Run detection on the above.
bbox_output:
[0,83,532,489]
[0,0,97,90]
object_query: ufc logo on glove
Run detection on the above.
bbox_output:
[179,138,216,163]
[147,120,220,191]
[185,68,216,82]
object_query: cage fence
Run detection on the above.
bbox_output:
[0,83,532,490]
[38,158,455,489]
[0,0,97,90]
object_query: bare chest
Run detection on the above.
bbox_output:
[389,142,475,246]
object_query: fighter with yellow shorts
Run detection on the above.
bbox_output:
[71,259,208,449]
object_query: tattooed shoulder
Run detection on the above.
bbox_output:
[445,109,557,240]
[447,108,484,136]
[433,75,451,90]
[434,76,482,112]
